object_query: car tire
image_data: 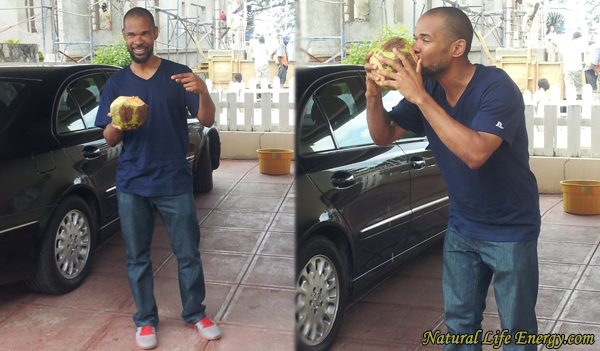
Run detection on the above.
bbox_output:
[296,236,347,351]
[194,140,213,193]
[25,196,96,294]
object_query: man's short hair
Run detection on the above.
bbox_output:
[123,7,155,30]
[259,36,265,44]
[234,73,242,82]
[424,7,473,55]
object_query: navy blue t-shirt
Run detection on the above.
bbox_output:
[95,59,200,197]
[388,64,540,242]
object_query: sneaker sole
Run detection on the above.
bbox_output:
[135,340,158,350]
[186,323,222,341]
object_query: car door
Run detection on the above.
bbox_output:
[298,73,411,276]
[55,71,121,225]
[395,137,450,251]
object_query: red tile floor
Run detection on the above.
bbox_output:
[331,195,600,351]
[0,160,295,351]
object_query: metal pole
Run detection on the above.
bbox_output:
[504,0,513,48]
[214,0,220,49]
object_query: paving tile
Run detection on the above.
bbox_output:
[212,160,258,181]
[222,286,294,331]
[576,265,600,291]
[280,196,295,213]
[194,192,226,209]
[242,256,295,288]
[201,209,275,231]
[92,244,173,276]
[538,262,585,289]
[211,179,238,194]
[537,241,596,264]
[0,306,115,351]
[123,278,234,322]
[154,252,251,285]
[539,223,600,244]
[541,205,600,227]
[269,211,295,232]
[589,249,600,265]
[242,169,295,184]
[204,325,294,351]
[257,231,295,257]
[395,252,444,280]
[0,304,20,324]
[30,273,132,312]
[560,290,600,324]
[330,340,414,351]
[485,286,569,320]
[539,195,563,215]
[338,302,443,345]
[200,227,264,254]
[218,194,283,212]
[358,275,443,310]
[230,181,291,197]
[550,321,600,350]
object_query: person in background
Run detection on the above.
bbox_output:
[99,2,111,30]
[94,7,221,350]
[584,43,600,91]
[365,7,540,350]
[554,31,586,99]
[254,36,271,89]
[276,35,290,86]
[532,78,550,116]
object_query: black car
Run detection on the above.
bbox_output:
[0,63,219,295]
[295,65,450,351]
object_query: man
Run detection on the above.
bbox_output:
[532,78,550,116]
[584,44,600,91]
[276,35,290,85]
[254,36,271,88]
[555,31,586,99]
[365,7,540,350]
[94,7,221,350]
[99,2,111,30]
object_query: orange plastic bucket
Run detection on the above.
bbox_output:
[257,149,293,175]
[560,180,600,215]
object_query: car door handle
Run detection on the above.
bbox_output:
[82,146,101,158]
[331,172,355,188]
[409,156,426,169]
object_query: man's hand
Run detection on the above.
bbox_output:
[171,72,209,95]
[364,51,383,98]
[375,48,427,105]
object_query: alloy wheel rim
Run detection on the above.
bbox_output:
[54,210,91,279]
[295,254,340,346]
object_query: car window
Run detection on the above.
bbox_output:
[381,90,418,140]
[299,97,336,154]
[57,74,106,133]
[314,77,374,149]
[0,80,33,133]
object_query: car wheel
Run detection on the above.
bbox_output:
[25,196,96,294]
[194,140,213,193]
[296,236,347,351]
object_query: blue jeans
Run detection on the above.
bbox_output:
[443,227,538,351]
[278,64,288,85]
[117,192,207,327]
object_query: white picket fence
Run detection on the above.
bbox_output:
[206,77,296,132]
[524,85,600,158]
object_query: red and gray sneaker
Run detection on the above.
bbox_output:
[188,317,222,340]
[135,326,157,349]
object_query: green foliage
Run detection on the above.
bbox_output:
[91,39,132,67]
[38,51,44,62]
[4,39,21,44]
[343,25,414,65]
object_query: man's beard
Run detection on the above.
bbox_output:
[420,48,450,79]
[128,45,153,64]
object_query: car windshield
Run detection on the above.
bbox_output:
[0,79,35,132]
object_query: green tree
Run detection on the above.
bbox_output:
[342,25,413,65]
[92,39,132,67]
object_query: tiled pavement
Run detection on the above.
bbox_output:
[1,160,600,351]
[0,160,295,351]
[331,195,600,351]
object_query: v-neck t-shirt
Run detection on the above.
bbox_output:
[95,59,200,197]
[388,64,540,242]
